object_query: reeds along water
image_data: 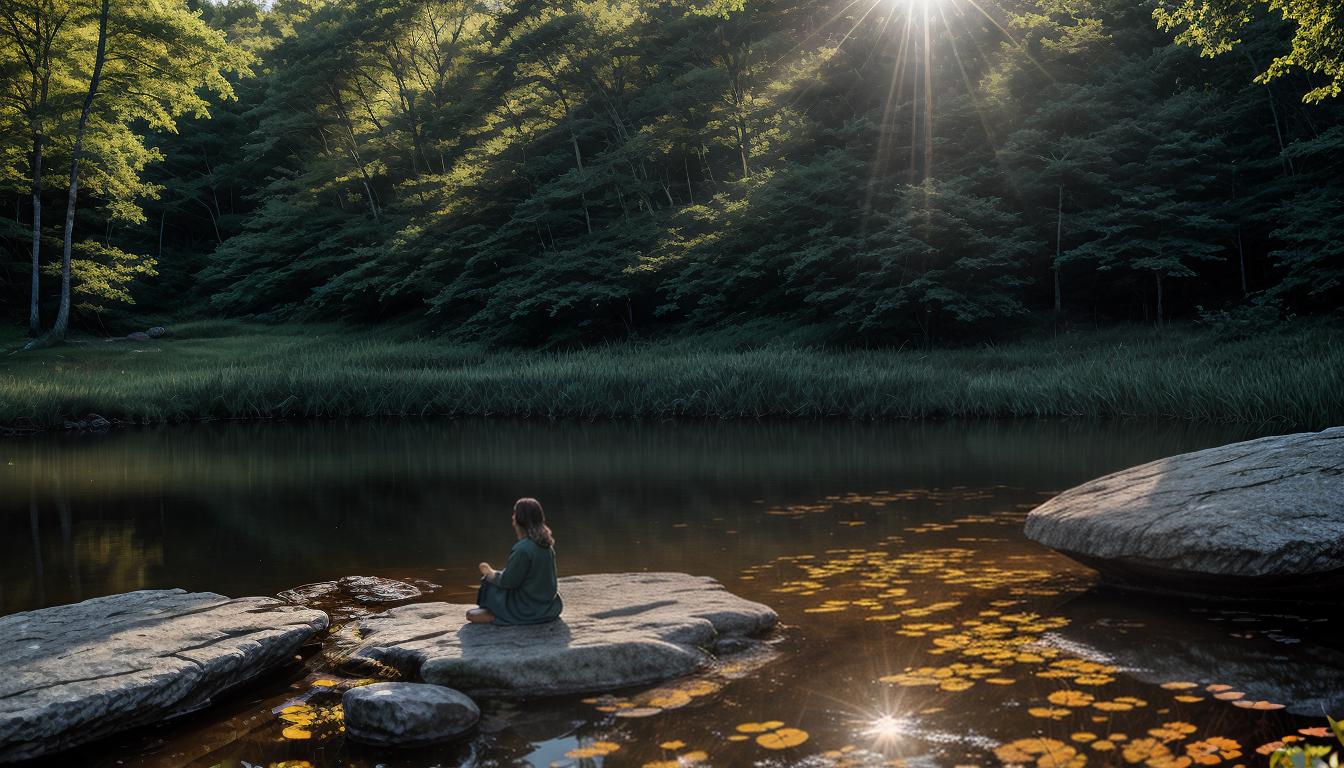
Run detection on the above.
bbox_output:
[0,321,1340,429]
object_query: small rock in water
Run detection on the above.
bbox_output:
[145,326,167,338]
[343,682,479,747]
[339,576,429,603]
[126,331,151,341]
[279,576,436,622]
[278,576,432,606]
[62,414,110,431]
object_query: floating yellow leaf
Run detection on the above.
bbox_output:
[1161,682,1198,690]
[565,741,620,759]
[310,679,338,687]
[1232,700,1284,711]
[647,690,693,709]
[1049,690,1096,707]
[756,727,809,749]
[660,740,686,750]
[994,737,1087,768]
[683,680,721,697]
[614,707,662,718]
[736,720,785,733]
[1185,737,1242,765]
[1121,737,1172,764]
[1174,695,1205,703]
[1072,733,1098,743]
[1149,722,1198,742]
[281,726,312,740]
[1029,706,1073,720]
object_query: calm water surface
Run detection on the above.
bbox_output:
[2,420,1339,768]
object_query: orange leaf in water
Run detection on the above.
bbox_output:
[1149,722,1198,742]
[994,738,1087,768]
[614,707,662,718]
[756,728,809,749]
[1161,682,1198,691]
[1184,737,1242,765]
[1300,727,1332,738]
[1049,690,1096,707]
[1212,691,1244,701]
[1231,700,1283,711]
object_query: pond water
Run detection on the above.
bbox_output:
[2,420,1340,768]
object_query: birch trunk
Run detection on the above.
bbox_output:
[50,0,110,341]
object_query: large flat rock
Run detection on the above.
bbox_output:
[1025,427,1344,595]
[0,589,329,763]
[347,572,777,697]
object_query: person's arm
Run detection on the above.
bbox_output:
[494,545,531,590]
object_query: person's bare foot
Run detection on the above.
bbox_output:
[466,608,495,624]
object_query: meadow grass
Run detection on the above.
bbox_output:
[1,320,1340,430]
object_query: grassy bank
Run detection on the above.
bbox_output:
[1,321,1341,430]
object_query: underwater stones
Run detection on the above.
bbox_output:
[0,589,328,763]
[1025,427,1344,596]
[343,682,479,746]
[280,576,432,605]
[348,572,777,698]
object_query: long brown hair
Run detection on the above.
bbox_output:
[513,497,554,548]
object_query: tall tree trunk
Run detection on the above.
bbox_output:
[1053,184,1062,315]
[51,0,110,342]
[28,135,43,337]
[1154,271,1164,328]
[569,130,592,235]
[328,86,381,220]
[1235,230,1247,296]
[684,155,694,204]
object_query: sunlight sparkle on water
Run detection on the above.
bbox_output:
[863,713,915,744]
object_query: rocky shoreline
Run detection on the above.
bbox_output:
[0,573,777,762]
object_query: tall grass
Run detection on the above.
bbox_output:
[1,322,1340,430]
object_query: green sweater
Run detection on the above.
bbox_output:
[478,537,563,625]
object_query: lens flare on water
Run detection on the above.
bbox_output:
[863,713,915,744]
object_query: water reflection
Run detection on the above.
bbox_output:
[4,418,1337,768]
[0,419,1272,615]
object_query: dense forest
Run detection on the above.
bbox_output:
[1,0,1342,346]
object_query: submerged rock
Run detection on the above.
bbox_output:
[348,572,777,698]
[280,576,433,605]
[0,589,328,763]
[343,682,479,746]
[1025,427,1344,596]
[279,576,437,623]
